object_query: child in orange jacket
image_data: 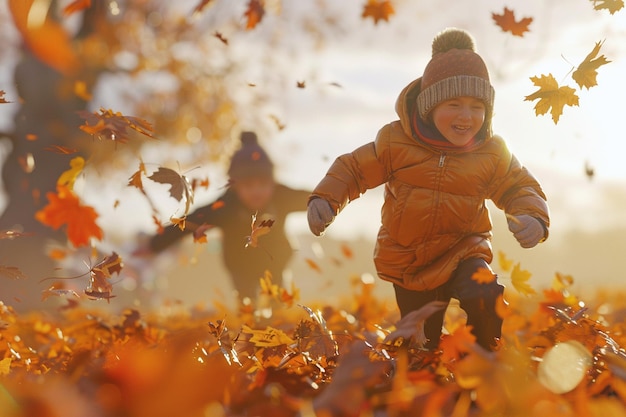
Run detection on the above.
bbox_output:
[307,28,549,350]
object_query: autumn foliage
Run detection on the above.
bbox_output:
[2,1,626,417]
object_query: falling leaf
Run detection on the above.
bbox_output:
[245,212,275,248]
[269,114,285,130]
[35,185,103,247]
[148,167,194,215]
[362,0,395,24]
[192,0,213,15]
[0,265,27,280]
[244,0,265,30]
[170,216,186,231]
[85,252,123,302]
[471,267,497,284]
[77,108,155,143]
[73,80,92,101]
[57,156,85,191]
[0,90,11,103]
[128,160,147,190]
[590,0,624,14]
[190,177,210,191]
[214,31,228,45]
[510,262,536,296]
[296,80,306,89]
[41,284,80,301]
[440,325,477,363]
[211,200,225,210]
[63,0,91,16]
[524,74,579,124]
[572,41,611,90]
[8,0,80,75]
[304,258,322,273]
[491,7,533,37]
[340,243,354,259]
[43,145,78,155]
[497,251,514,272]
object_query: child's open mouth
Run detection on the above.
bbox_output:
[452,125,471,133]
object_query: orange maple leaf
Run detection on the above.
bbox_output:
[362,0,395,24]
[471,267,497,284]
[244,0,265,30]
[8,0,80,75]
[35,185,103,247]
[524,74,579,124]
[572,41,611,90]
[591,0,624,14]
[492,7,533,37]
[440,325,476,363]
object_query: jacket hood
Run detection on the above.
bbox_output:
[395,78,422,139]
[394,77,493,145]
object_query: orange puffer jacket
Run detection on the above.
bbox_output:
[310,78,550,291]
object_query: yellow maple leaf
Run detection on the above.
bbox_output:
[591,0,624,14]
[471,267,497,284]
[497,251,514,272]
[242,325,295,347]
[524,74,579,124]
[511,262,536,296]
[572,41,611,90]
[57,156,85,190]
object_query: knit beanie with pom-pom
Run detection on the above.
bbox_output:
[416,28,495,121]
[227,131,274,179]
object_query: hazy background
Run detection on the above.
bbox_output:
[1,0,626,309]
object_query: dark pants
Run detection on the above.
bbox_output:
[393,258,504,350]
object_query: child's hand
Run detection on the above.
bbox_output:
[307,198,335,236]
[507,214,546,248]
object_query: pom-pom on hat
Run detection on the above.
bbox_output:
[227,131,274,179]
[416,28,495,121]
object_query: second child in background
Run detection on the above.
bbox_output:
[149,131,310,302]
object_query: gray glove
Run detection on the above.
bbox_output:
[307,198,335,236]
[507,214,545,248]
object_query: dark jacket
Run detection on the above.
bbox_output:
[150,184,309,292]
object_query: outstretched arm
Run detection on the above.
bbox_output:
[489,150,549,247]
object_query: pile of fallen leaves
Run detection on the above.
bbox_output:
[2,270,626,417]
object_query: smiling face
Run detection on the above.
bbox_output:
[431,96,486,147]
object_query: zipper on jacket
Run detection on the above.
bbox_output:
[438,153,446,168]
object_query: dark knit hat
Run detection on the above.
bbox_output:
[417,28,495,121]
[227,131,274,179]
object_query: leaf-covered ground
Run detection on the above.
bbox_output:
[2,270,626,417]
